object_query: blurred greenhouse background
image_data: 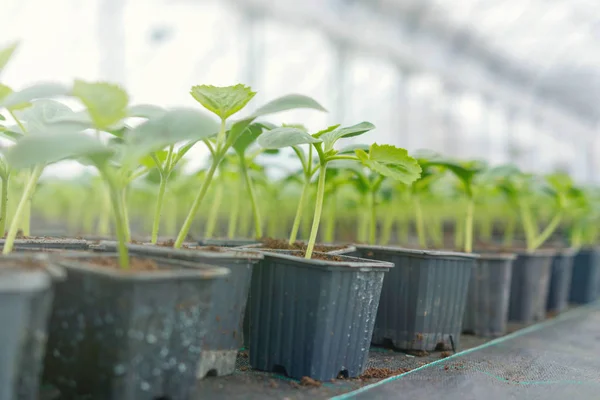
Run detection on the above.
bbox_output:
[1,0,600,181]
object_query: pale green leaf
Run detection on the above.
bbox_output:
[232,122,271,154]
[356,143,421,185]
[128,104,167,119]
[0,42,18,75]
[321,122,375,151]
[72,80,129,129]
[16,99,74,132]
[338,143,370,154]
[0,84,12,103]
[5,132,111,169]
[251,94,326,118]
[257,127,322,149]
[124,107,219,163]
[191,84,256,119]
[312,124,340,138]
[139,150,168,169]
[1,83,70,109]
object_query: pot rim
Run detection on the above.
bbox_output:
[56,252,231,280]
[355,244,480,260]
[252,249,394,269]
[97,241,264,261]
[475,252,517,261]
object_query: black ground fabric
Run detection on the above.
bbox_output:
[338,301,600,400]
[194,336,489,399]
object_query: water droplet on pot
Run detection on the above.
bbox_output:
[147,334,157,344]
[178,363,187,373]
[140,381,150,391]
[114,364,126,375]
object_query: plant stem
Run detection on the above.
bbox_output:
[324,193,336,243]
[101,169,129,269]
[175,159,220,248]
[381,206,394,245]
[3,165,43,254]
[151,174,168,244]
[503,216,515,247]
[454,216,464,251]
[464,198,474,253]
[0,175,8,236]
[97,186,111,236]
[227,179,241,239]
[21,194,31,236]
[305,163,327,259]
[530,213,562,252]
[519,199,536,249]
[204,183,223,239]
[239,155,262,239]
[289,180,309,244]
[368,191,377,244]
[121,188,131,242]
[413,197,427,249]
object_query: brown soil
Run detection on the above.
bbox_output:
[260,238,348,253]
[435,342,448,351]
[1,258,47,270]
[153,241,224,252]
[359,367,412,379]
[407,350,429,357]
[294,252,345,262]
[440,351,452,359]
[300,376,322,388]
[85,256,159,271]
[268,379,278,388]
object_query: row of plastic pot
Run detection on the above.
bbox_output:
[3,239,600,399]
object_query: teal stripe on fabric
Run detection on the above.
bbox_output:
[330,300,600,400]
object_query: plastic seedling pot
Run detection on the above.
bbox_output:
[0,254,63,400]
[352,245,477,351]
[197,238,261,248]
[96,240,262,379]
[569,247,600,304]
[239,241,356,255]
[463,253,515,337]
[508,249,556,323]
[245,250,392,381]
[0,238,89,251]
[546,248,577,313]
[41,252,229,400]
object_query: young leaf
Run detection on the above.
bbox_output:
[124,107,219,162]
[72,80,129,129]
[0,42,18,75]
[356,143,421,184]
[312,124,340,138]
[321,122,375,151]
[191,84,256,120]
[1,83,70,109]
[127,104,167,119]
[257,127,322,149]
[251,94,327,118]
[338,143,370,154]
[16,99,74,132]
[5,132,111,169]
[0,84,12,103]
[232,122,266,155]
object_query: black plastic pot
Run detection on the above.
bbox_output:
[546,248,577,313]
[569,247,600,304]
[462,253,515,337]
[0,238,89,251]
[97,241,262,378]
[238,242,357,255]
[42,252,229,400]
[246,250,392,381]
[0,254,63,400]
[508,250,556,323]
[353,246,476,351]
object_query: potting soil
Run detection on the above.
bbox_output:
[338,301,600,400]
[193,335,489,400]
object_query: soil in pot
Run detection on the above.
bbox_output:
[353,245,476,352]
[41,253,229,400]
[251,238,352,254]
[247,250,393,381]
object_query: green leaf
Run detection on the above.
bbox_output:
[257,127,322,149]
[0,84,12,103]
[5,132,111,169]
[312,124,340,138]
[338,143,370,154]
[251,94,326,118]
[191,84,256,120]
[72,80,129,129]
[16,99,74,132]
[321,122,375,151]
[356,143,421,185]
[1,83,70,109]
[128,104,167,119]
[124,107,219,163]
[139,151,168,169]
[0,42,18,75]
[0,125,23,141]
[232,122,267,154]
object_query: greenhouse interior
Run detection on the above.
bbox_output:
[0,0,599,399]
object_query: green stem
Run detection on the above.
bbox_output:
[503,216,515,247]
[530,213,562,252]
[174,158,221,248]
[239,155,262,239]
[204,183,223,239]
[121,188,131,242]
[454,216,464,251]
[414,197,427,248]
[305,163,327,259]
[368,191,377,244]
[3,165,43,254]
[397,216,409,244]
[101,168,129,269]
[0,175,8,236]
[324,193,336,243]
[289,179,309,244]
[358,208,368,243]
[381,206,394,245]
[21,194,31,236]
[464,198,474,253]
[97,186,111,236]
[227,179,241,239]
[151,174,168,244]
[519,199,536,249]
